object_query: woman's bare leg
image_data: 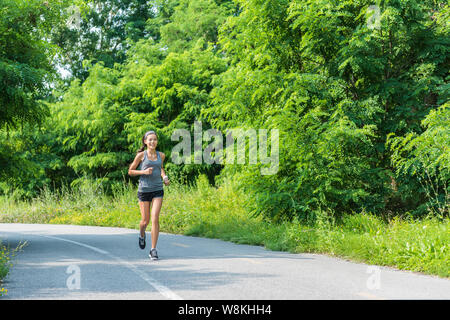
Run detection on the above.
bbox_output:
[150,197,163,248]
[139,201,151,238]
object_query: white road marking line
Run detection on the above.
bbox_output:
[38,234,182,300]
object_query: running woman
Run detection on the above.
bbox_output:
[128,130,170,260]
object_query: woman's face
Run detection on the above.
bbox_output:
[145,133,158,149]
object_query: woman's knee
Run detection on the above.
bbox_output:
[151,219,159,229]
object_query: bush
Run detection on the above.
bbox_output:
[389,103,449,218]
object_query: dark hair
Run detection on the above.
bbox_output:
[137,130,157,153]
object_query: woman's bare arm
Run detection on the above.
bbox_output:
[128,152,152,176]
[159,152,170,185]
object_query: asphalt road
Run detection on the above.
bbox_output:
[0,223,449,300]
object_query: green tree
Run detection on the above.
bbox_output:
[44,0,233,190]
[0,0,71,196]
[0,0,70,130]
[389,103,449,217]
[51,0,158,82]
[50,62,130,188]
[206,0,449,219]
[159,0,234,52]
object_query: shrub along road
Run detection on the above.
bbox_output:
[0,224,448,300]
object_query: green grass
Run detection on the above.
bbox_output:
[0,240,27,296]
[0,241,12,296]
[0,175,448,278]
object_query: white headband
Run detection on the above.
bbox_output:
[144,130,156,139]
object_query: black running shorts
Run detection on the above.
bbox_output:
[137,189,164,202]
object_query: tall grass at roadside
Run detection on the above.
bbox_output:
[0,175,448,277]
[0,179,140,228]
[0,241,10,296]
[0,240,25,297]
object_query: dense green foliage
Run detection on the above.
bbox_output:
[206,0,449,219]
[0,0,67,129]
[0,0,74,196]
[389,102,449,217]
[51,0,158,82]
[0,0,448,220]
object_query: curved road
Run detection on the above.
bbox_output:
[0,224,449,300]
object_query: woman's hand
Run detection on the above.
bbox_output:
[143,167,153,175]
[163,176,170,186]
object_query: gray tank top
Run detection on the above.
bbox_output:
[138,151,163,192]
